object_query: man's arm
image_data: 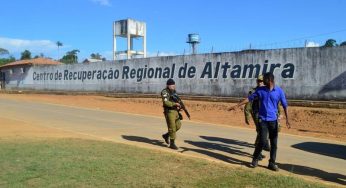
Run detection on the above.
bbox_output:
[244,102,252,125]
[161,91,180,108]
[229,89,258,111]
[280,89,290,129]
[228,98,249,111]
[283,107,290,129]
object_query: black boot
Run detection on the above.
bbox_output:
[162,133,170,145]
[268,162,279,171]
[249,159,258,168]
[169,139,178,150]
[258,153,266,161]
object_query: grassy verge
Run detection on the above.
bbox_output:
[0,138,328,188]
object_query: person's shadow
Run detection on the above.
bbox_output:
[200,136,255,149]
[184,140,253,158]
[180,146,248,166]
[180,135,257,166]
[121,135,167,148]
[292,142,346,160]
[278,163,346,186]
[121,135,251,166]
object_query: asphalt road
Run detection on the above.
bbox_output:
[0,98,345,186]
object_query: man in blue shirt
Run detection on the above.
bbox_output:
[229,72,291,171]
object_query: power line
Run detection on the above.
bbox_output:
[253,29,346,48]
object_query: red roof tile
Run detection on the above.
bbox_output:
[0,58,62,68]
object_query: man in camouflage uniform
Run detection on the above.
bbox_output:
[244,75,270,159]
[161,79,182,150]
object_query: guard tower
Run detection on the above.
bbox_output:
[186,33,200,54]
[113,19,146,60]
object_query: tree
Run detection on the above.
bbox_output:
[20,50,32,60]
[61,49,80,64]
[0,55,16,66]
[56,41,63,60]
[340,41,346,46]
[90,53,102,60]
[0,48,15,66]
[33,53,45,58]
[323,39,338,47]
[0,48,9,56]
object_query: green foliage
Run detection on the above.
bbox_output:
[20,50,32,60]
[60,49,80,64]
[56,41,63,48]
[0,56,16,66]
[323,39,338,47]
[90,53,102,60]
[56,41,63,61]
[340,41,346,46]
[33,53,45,59]
[0,48,9,56]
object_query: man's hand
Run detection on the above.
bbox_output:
[286,120,291,129]
[175,103,181,108]
[277,115,283,123]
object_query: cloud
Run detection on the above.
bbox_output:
[305,41,320,47]
[0,37,72,59]
[102,50,113,60]
[91,0,111,6]
[0,37,58,54]
[79,50,178,62]
[147,51,177,57]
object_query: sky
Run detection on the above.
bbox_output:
[0,0,345,61]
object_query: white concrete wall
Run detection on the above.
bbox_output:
[2,47,346,100]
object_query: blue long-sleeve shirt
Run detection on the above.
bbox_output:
[248,86,288,121]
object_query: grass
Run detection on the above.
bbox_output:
[0,138,328,188]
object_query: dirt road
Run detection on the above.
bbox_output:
[0,95,345,186]
[1,94,345,142]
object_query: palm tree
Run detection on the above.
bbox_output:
[0,48,9,56]
[56,41,63,61]
[62,49,80,64]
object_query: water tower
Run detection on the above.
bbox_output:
[113,19,146,60]
[186,33,200,54]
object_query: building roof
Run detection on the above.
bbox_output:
[0,58,62,68]
[82,58,103,63]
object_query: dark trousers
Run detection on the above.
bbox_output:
[255,122,270,150]
[253,120,278,163]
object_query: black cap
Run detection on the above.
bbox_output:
[166,78,175,85]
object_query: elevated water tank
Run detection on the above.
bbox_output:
[187,33,200,43]
[186,33,200,54]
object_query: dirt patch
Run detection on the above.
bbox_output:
[0,93,345,142]
[0,117,91,140]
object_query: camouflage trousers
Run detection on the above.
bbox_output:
[164,110,182,140]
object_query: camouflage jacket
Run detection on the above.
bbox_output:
[161,88,177,110]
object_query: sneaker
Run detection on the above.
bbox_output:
[162,133,170,144]
[268,162,279,171]
[249,159,258,168]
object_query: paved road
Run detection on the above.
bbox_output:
[0,98,345,186]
